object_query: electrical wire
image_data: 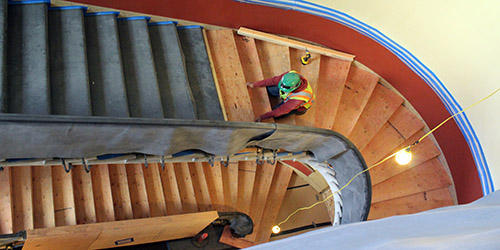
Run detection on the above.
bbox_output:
[275,87,499,230]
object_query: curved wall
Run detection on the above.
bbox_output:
[71,0,491,203]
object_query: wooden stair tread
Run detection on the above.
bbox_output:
[372,158,452,203]
[52,166,77,227]
[174,162,198,213]
[368,187,454,220]
[91,164,115,222]
[237,161,257,214]
[12,167,33,232]
[189,162,213,212]
[126,164,151,219]
[159,163,183,215]
[0,167,13,234]
[108,164,134,221]
[143,163,168,217]
[222,162,239,211]
[203,162,225,212]
[32,166,55,228]
[72,165,97,224]
[388,105,425,139]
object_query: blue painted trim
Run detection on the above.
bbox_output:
[84,11,120,16]
[234,0,494,195]
[8,0,50,5]
[149,21,178,26]
[48,6,88,11]
[177,25,203,30]
[117,16,151,21]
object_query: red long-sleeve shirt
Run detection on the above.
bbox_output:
[253,73,308,120]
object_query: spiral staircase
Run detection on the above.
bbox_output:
[0,0,456,248]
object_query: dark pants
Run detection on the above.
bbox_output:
[266,86,307,119]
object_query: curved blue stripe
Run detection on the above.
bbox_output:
[85,11,120,16]
[149,21,178,26]
[235,0,493,195]
[49,6,88,11]
[177,25,203,30]
[8,0,50,4]
[117,16,151,21]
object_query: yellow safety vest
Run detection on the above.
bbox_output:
[283,81,315,109]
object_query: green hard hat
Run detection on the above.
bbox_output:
[278,72,301,93]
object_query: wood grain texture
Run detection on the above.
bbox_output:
[52,166,77,227]
[126,164,150,219]
[222,162,239,211]
[91,164,115,222]
[349,84,404,150]
[388,105,425,139]
[72,165,96,224]
[369,187,454,220]
[314,56,351,129]
[0,167,13,234]
[237,161,257,214]
[108,164,133,220]
[205,29,254,122]
[203,162,225,211]
[143,163,167,217]
[189,162,213,212]
[159,163,183,215]
[32,166,55,228]
[12,167,33,231]
[332,66,378,136]
[174,162,198,213]
[372,158,452,203]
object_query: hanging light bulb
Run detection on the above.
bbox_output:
[395,148,412,165]
[272,225,281,234]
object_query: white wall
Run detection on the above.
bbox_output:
[309,0,500,189]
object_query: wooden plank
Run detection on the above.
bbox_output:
[276,185,330,231]
[203,162,225,211]
[332,65,378,136]
[0,167,13,234]
[173,162,198,213]
[143,163,167,217]
[12,167,33,232]
[238,27,355,61]
[255,162,293,242]
[52,166,77,226]
[32,166,55,228]
[290,48,321,127]
[205,29,254,122]
[368,187,454,220]
[219,225,257,248]
[314,55,351,129]
[159,163,183,215]
[108,164,133,220]
[288,172,308,188]
[221,162,239,211]
[234,35,274,122]
[90,164,115,222]
[370,130,442,185]
[245,162,276,241]
[388,105,425,139]
[372,158,452,203]
[188,162,213,212]
[349,84,404,150]
[255,39,295,124]
[126,164,150,219]
[72,165,96,224]
[24,211,219,250]
[237,161,257,214]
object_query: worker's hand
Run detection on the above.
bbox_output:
[246,82,254,88]
[255,117,262,122]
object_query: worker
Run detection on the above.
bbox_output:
[247,70,314,122]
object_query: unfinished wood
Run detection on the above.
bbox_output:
[108,164,133,220]
[222,162,239,211]
[188,162,213,212]
[32,166,55,228]
[332,66,378,136]
[288,172,308,188]
[205,29,254,122]
[143,163,167,217]
[245,162,276,241]
[219,225,257,249]
[372,158,452,203]
[72,165,96,224]
[256,163,294,242]
[0,167,13,234]
[203,162,225,211]
[314,56,351,129]
[369,187,454,220]
[234,35,274,122]
[255,39,295,124]
[52,166,77,226]
[174,162,198,213]
[160,163,183,215]
[349,84,404,150]
[126,164,151,219]
[237,161,257,214]
[388,105,425,139]
[276,185,330,231]
[290,48,321,127]
[90,164,115,222]
[238,27,355,61]
[24,211,219,250]
[370,130,442,185]
[12,167,33,232]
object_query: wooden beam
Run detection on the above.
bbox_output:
[143,163,167,217]
[72,165,96,224]
[238,27,355,62]
[52,166,77,226]
[188,162,213,212]
[174,162,198,213]
[32,166,55,228]
[237,161,257,214]
[222,162,239,211]
[12,166,34,232]
[91,164,115,222]
[0,167,13,234]
[126,164,151,219]
[24,211,219,250]
[203,162,225,211]
[108,164,133,220]
[159,163,183,215]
